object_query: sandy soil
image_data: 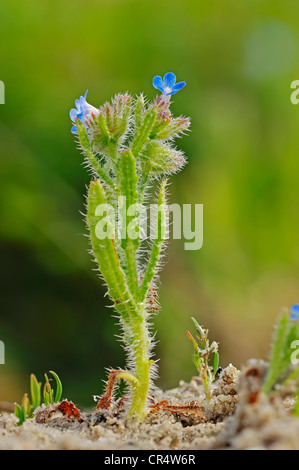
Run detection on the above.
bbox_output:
[0,361,299,450]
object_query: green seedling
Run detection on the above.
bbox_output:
[186,317,219,402]
[70,73,190,421]
[262,306,299,395]
[43,371,63,406]
[14,371,63,425]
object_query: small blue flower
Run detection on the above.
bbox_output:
[70,90,98,134]
[153,72,186,97]
[290,304,299,321]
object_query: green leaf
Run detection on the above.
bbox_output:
[132,106,157,158]
[14,403,26,426]
[192,350,202,371]
[114,94,131,139]
[263,312,290,393]
[30,373,41,411]
[134,94,145,129]
[100,94,131,143]
[118,150,139,298]
[153,116,190,140]
[280,322,299,369]
[49,371,63,403]
[43,373,53,405]
[43,388,50,406]
[14,403,21,419]
[76,120,115,188]
[294,391,299,417]
[213,352,219,378]
[118,150,139,247]
[191,317,205,340]
[98,112,111,145]
[139,179,167,304]
[21,393,31,418]
[87,179,141,325]
[144,141,186,176]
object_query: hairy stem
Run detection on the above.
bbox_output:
[126,314,152,421]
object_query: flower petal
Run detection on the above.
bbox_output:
[153,75,165,93]
[70,90,96,134]
[163,72,176,88]
[79,95,88,107]
[290,304,299,320]
[170,81,186,94]
[70,108,78,121]
[75,99,81,110]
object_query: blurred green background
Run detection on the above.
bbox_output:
[0,0,298,408]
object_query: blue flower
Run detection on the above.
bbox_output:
[153,72,186,97]
[70,90,99,134]
[290,304,299,321]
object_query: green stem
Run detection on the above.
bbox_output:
[85,148,115,188]
[124,240,139,300]
[76,120,115,189]
[126,314,152,421]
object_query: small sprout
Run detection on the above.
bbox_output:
[43,371,63,405]
[30,373,41,410]
[262,306,299,394]
[43,374,53,406]
[186,317,219,403]
[263,305,299,418]
[49,370,63,403]
[14,402,26,426]
[14,371,63,425]
[22,393,31,417]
